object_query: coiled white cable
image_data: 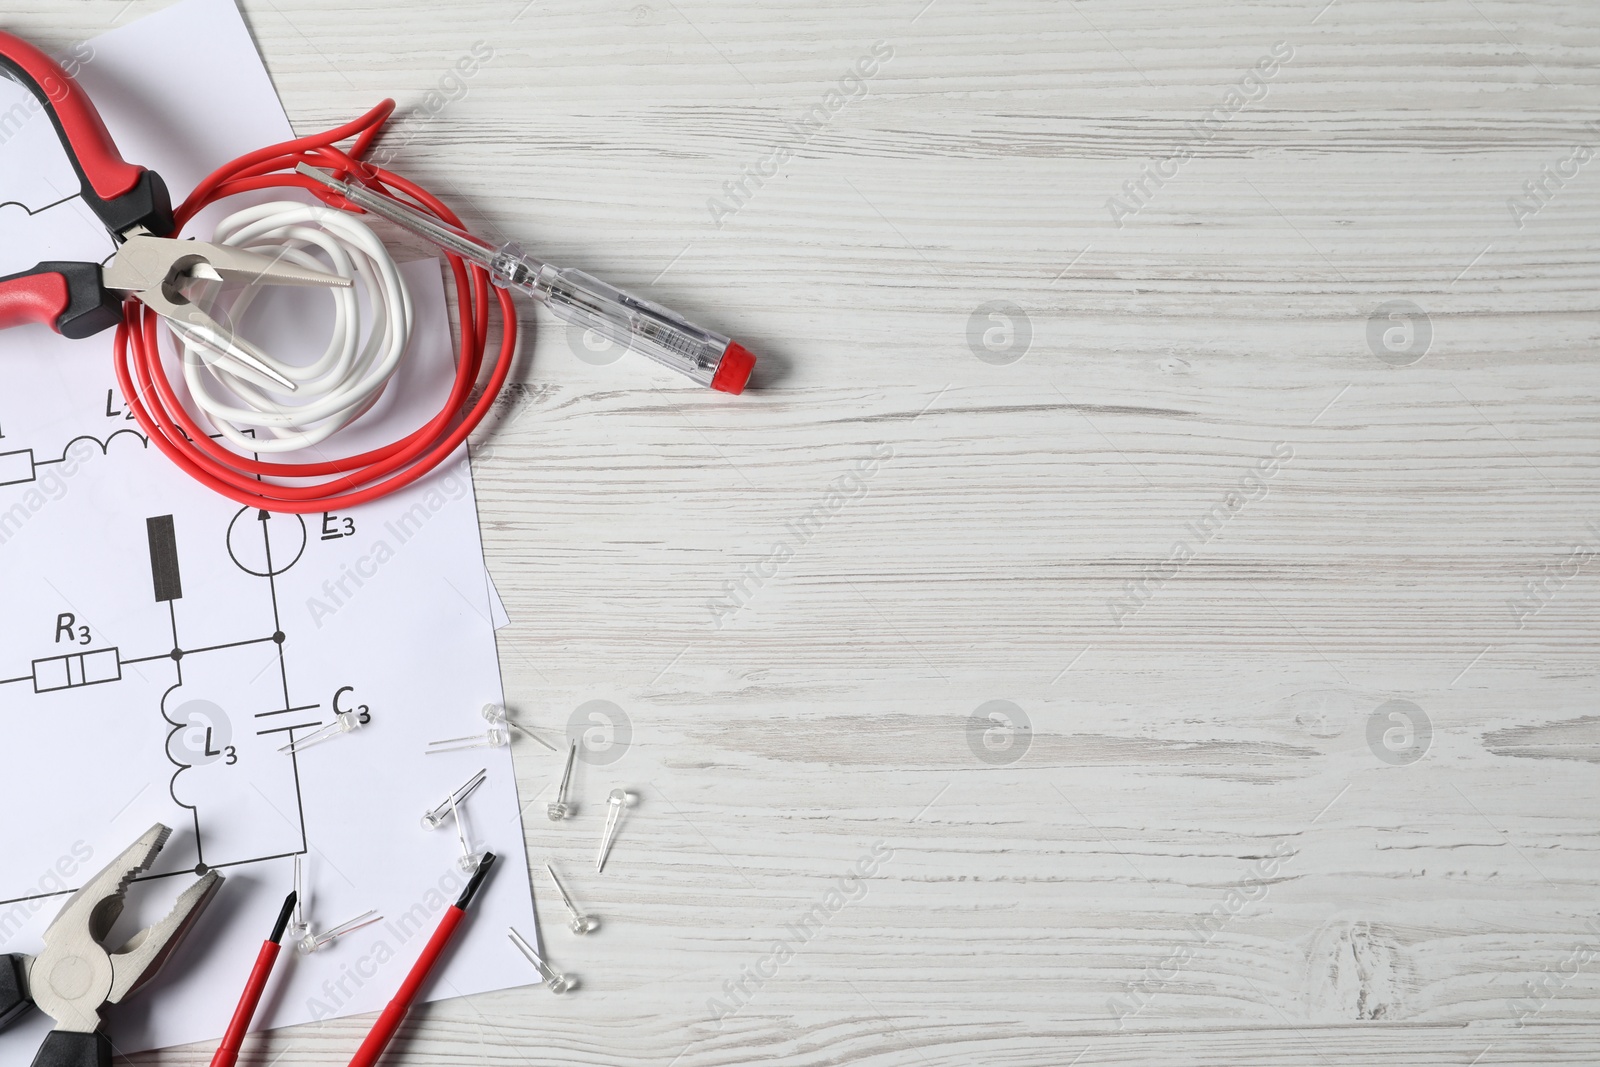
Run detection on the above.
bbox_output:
[171,201,413,454]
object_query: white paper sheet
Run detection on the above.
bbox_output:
[0,0,537,1054]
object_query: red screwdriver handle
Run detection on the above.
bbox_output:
[0,263,122,338]
[0,30,173,238]
[208,940,281,1067]
[348,907,464,1067]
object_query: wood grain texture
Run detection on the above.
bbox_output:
[6,0,1600,1062]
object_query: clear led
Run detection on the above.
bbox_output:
[548,742,577,822]
[423,768,488,831]
[279,709,363,754]
[546,864,600,936]
[509,928,577,994]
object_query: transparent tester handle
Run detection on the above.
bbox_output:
[529,263,754,394]
[293,168,755,395]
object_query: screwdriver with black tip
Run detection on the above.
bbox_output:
[347,853,497,1067]
[208,889,298,1067]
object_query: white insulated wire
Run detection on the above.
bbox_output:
[171,201,414,454]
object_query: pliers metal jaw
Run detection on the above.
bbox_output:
[0,825,222,1067]
[105,229,352,391]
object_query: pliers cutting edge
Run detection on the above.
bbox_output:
[0,824,222,1067]
[0,31,348,387]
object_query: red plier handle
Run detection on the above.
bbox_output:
[0,30,174,337]
[0,261,121,339]
[0,30,172,234]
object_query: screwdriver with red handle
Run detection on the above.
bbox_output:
[346,853,497,1067]
[208,890,297,1067]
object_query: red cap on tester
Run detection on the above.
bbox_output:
[710,342,756,395]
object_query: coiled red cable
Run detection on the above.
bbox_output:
[114,100,519,514]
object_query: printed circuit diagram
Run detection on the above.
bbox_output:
[0,392,373,900]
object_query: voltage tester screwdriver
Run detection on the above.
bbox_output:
[297,164,757,395]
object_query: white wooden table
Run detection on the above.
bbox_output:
[13,0,1600,1062]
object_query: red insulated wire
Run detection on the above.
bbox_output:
[113,100,519,514]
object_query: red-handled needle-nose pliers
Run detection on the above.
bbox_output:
[0,30,347,372]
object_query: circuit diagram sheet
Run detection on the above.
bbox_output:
[0,0,536,1053]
